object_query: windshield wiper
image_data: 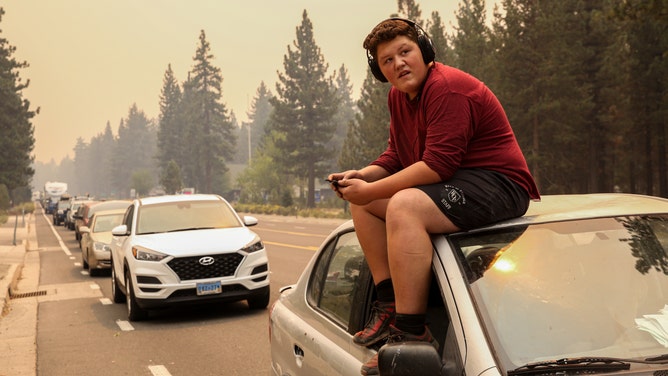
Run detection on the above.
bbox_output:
[166,227,215,233]
[508,357,630,375]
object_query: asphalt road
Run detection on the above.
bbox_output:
[31,208,348,376]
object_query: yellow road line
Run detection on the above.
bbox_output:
[264,240,318,251]
[257,227,327,238]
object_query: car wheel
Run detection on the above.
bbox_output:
[247,286,270,310]
[82,249,89,270]
[125,273,148,321]
[110,262,126,303]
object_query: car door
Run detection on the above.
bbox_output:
[271,229,376,376]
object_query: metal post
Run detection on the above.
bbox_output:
[13,214,18,246]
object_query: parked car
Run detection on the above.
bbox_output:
[74,200,130,243]
[80,209,126,276]
[52,196,72,226]
[73,201,99,241]
[65,198,93,230]
[109,194,270,321]
[269,193,668,376]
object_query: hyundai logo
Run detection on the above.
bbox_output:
[199,256,215,266]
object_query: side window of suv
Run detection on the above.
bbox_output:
[123,205,134,231]
[307,230,366,329]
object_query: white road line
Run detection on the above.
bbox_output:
[42,210,73,256]
[80,270,88,276]
[99,298,112,305]
[148,365,172,376]
[89,283,100,290]
[116,319,134,331]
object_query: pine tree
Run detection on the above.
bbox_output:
[268,10,339,208]
[187,30,235,194]
[329,64,357,168]
[111,105,157,196]
[426,11,455,66]
[156,64,184,176]
[396,0,423,22]
[452,0,491,79]
[237,82,273,164]
[339,71,391,171]
[0,7,36,198]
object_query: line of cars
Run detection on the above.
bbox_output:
[50,194,271,322]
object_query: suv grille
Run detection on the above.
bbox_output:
[168,253,244,281]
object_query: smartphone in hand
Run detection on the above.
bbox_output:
[325,179,339,188]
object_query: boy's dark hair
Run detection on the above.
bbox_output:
[363,19,418,61]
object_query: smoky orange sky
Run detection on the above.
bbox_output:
[2,1,476,164]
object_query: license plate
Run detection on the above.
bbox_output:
[196,281,222,296]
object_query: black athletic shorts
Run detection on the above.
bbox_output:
[415,169,530,231]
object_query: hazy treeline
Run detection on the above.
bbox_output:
[3,0,667,206]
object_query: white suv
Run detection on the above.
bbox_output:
[110,194,269,321]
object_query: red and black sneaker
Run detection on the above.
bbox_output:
[360,324,439,376]
[353,301,395,347]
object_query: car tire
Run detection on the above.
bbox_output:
[247,286,270,310]
[111,262,126,303]
[125,273,148,321]
[82,250,89,270]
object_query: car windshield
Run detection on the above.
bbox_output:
[451,215,668,370]
[58,201,69,209]
[136,200,242,235]
[93,213,124,233]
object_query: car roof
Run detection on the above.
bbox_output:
[334,193,668,235]
[471,193,668,233]
[92,208,127,217]
[136,194,224,206]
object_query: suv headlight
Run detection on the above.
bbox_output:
[241,238,264,253]
[132,246,168,262]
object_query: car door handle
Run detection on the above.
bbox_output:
[293,344,305,367]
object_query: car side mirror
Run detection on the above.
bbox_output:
[111,224,129,236]
[378,342,445,376]
[243,216,258,227]
[80,226,90,234]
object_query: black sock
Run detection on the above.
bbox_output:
[395,313,426,335]
[375,279,395,303]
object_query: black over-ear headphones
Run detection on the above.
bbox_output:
[366,18,436,83]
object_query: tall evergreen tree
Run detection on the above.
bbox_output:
[87,122,116,197]
[186,30,235,194]
[156,64,184,177]
[426,11,455,66]
[339,71,391,171]
[0,8,36,198]
[396,0,423,23]
[111,105,157,196]
[268,10,339,207]
[329,64,357,168]
[452,0,491,79]
[614,0,667,196]
[237,82,273,164]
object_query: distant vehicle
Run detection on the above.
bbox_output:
[43,181,68,214]
[269,194,668,376]
[65,198,94,230]
[80,209,126,276]
[52,195,71,225]
[109,194,269,321]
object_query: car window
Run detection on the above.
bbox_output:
[136,200,242,234]
[307,230,365,329]
[449,215,668,369]
[93,213,124,233]
[123,205,134,230]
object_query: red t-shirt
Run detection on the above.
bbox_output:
[371,63,540,200]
